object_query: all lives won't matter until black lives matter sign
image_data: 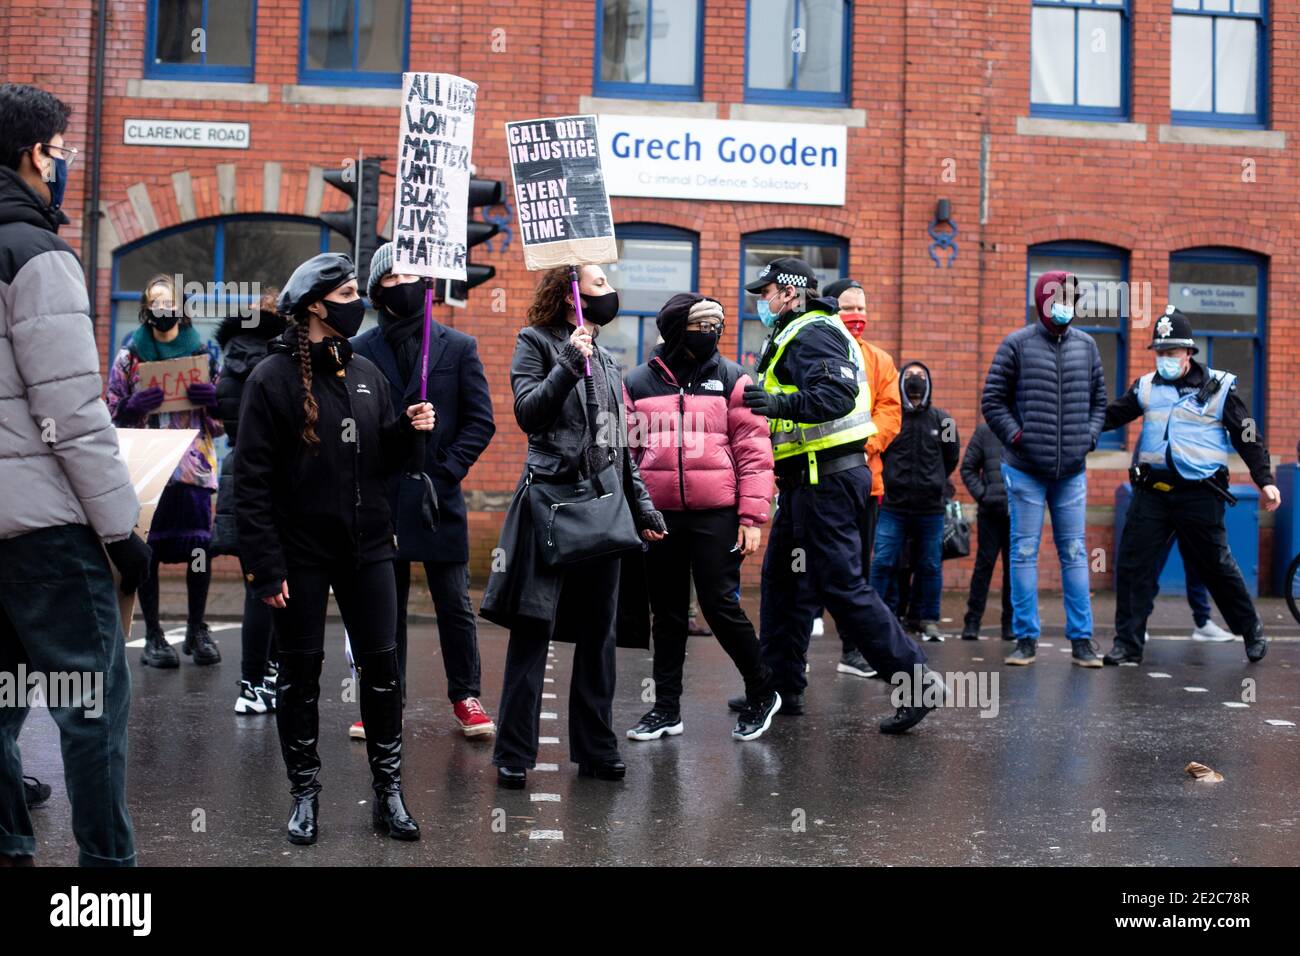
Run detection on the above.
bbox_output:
[393,72,477,280]
[505,114,617,271]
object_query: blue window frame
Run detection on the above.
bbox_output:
[1027,241,1129,450]
[594,1,704,101]
[739,229,847,369]
[744,0,851,107]
[1168,247,1266,427]
[146,0,257,82]
[299,0,409,88]
[604,224,700,368]
[110,215,350,361]
[1170,0,1267,128]
[1030,0,1130,120]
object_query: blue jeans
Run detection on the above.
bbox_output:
[869,509,944,622]
[1002,462,1093,642]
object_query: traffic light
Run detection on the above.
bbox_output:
[322,154,383,278]
[444,176,504,305]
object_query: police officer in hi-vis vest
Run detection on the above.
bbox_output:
[1102,306,1280,666]
[732,257,940,733]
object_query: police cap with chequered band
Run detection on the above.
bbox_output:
[745,256,820,294]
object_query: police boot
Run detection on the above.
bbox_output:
[356,649,420,841]
[1244,624,1267,663]
[275,651,324,845]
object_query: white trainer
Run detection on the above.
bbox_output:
[1191,620,1237,643]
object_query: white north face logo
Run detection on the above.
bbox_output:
[701,379,724,391]
[355,384,372,395]
[1156,316,1173,338]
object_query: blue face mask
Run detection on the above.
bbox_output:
[1156,356,1184,381]
[44,155,68,210]
[757,297,780,328]
[1049,301,1073,326]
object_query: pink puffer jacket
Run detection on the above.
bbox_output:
[622,352,774,526]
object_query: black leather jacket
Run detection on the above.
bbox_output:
[511,324,661,530]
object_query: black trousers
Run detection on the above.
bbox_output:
[646,508,771,712]
[239,584,277,684]
[271,560,398,657]
[1113,484,1260,654]
[493,556,620,770]
[964,504,1012,636]
[136,558,211,633]
[394,560,481,703]
[760,466,926,695]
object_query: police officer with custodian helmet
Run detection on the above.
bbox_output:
[1101,306,1279,666]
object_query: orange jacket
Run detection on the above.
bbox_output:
[858,337,901,498]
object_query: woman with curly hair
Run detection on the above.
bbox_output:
[482,264,667,790]
[233,252,433,845]
[107,273,223,668]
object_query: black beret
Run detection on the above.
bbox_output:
[277,253,356,317]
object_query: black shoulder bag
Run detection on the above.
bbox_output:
[527,353,641,567]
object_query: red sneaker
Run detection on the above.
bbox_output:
[348,721,366,741]
[453,697,496,737]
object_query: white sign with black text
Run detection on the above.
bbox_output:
[123,119,250,150]
[598,114,847,206]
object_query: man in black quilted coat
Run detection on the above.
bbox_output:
[981,270,1107,668]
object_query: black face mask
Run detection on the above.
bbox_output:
[377,281,425,322]
[580,290,620,326]
[147,309,181,333]
[321,297,366,338]
[904,378,927,400]
[683,329,719,360]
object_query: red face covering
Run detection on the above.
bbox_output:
[839,312,867,340]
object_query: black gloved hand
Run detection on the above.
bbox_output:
[105,532,152,595]
[742,384,791,420]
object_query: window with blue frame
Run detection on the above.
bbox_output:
[745,0,850,106]
[111,216,352,358]
[739,230,846,369]
[603,225,699,368]
[595,0,703,101]
[299,0,408,88]
[1030,0,1129,119]
[146,0,256,81]
[1171,1,1267,128]
[1027,242,1129,449]
[1168,248,1266,426]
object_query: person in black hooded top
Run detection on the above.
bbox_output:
[233,252,434,846]
[213,288,287,715]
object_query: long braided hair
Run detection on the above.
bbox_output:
[292,317,320,449]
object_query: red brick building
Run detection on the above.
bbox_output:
[4,0,1295,592]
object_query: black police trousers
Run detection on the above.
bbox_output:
[759,465,926,694]
[1114,483,1260,655]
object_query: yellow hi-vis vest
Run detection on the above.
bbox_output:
[761,310,877,484]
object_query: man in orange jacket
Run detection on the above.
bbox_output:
[810,278,902,677]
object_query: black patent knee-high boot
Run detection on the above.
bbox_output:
[356,649,420,841]
[275,651,324,845]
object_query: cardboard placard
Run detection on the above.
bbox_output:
[136,355,209,413]
[110,427,200,637]
[393,72,478,280]
[505,114,617,271]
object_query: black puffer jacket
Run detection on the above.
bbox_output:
[880,362,959,515]
[210,311,287,556]
[982,305,1107,480]
[960,422,1006,511]
[233,329,416,598]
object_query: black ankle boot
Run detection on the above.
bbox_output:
[275,652,324,845]
[185,622,221,665]
[356,649,420,841]
[141,625,179,668]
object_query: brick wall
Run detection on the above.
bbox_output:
[14,0,1296,591]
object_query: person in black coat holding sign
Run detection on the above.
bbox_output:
[481,264,666,790]
[233,252,434,846]
[352,242,497,739]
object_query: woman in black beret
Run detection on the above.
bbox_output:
[233,253,434,846]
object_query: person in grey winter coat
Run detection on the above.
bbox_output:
[0,83,148,866]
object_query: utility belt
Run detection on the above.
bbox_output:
[776,451,869,489]
[1129,463,1237,506]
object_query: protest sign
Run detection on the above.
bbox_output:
[393,72,478,280]
[109,427,200,635]
[136,355,209,413]
[505,114,617,271]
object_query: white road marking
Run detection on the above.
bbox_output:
[539,736,560,744]
[541,711,557,719]
[1183,687,1208,693]
[530,793,561,802]
[529,830,563,840]
[535,762,559,771]
[1222,702,1249,708]
[542,692,557,699]
[1148,672,1172,679]
[1265,719,1296,727]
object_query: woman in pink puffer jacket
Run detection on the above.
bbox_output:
[622,293,780,742]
